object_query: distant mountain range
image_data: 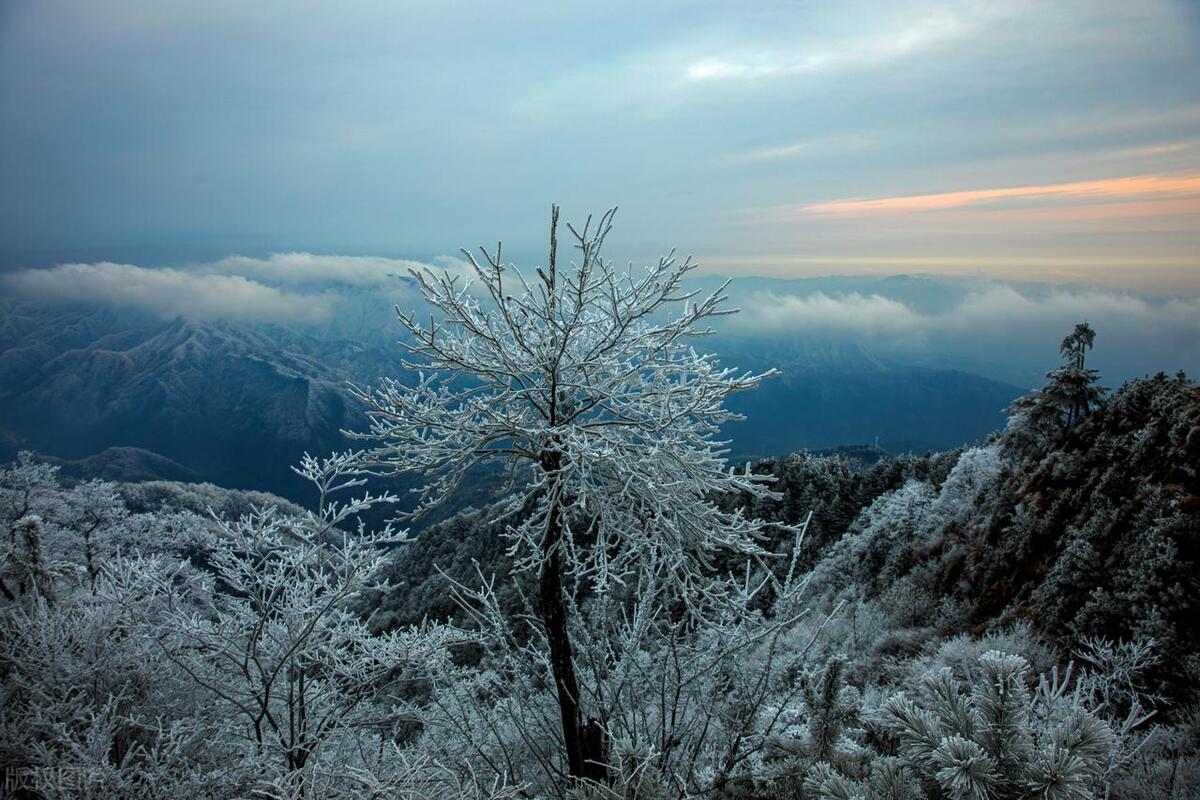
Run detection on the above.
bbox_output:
[719,337,1021,459]
[0,296,1023,504]
[0,298,398,499]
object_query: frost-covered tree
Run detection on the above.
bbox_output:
[1040,322,1102,435]
[1006,322,1103,454]
[113,452,473,795]
[350,206,783,782]
[2,453,68,602]
[417,552,819,796]
[0,453,130,602]
[0,452,512,799]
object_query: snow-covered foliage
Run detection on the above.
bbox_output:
[415,546,822,796]
[877,651,1114,800]
[348,206,794,782]
[350,206,782,594]
[0,452,516,798]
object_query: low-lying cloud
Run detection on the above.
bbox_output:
[4,261,334,323]
[206,253,433,289]
[738,291,924,337]
[0,253,467,324]
[4,256,1197,385]
[731,283,1200,384]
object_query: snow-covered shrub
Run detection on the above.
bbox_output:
[877,651,1114,800]
[0,579,222,798]
[106,452,484,796]
[901,623,1058,690]
[924,445,1003,534]
[739,649,1120,800]
[0,452,510,798]
[806,480,935,600]
[1104,707,1200,800]
[755,656,872,795]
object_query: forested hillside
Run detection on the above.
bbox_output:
[373,363,1199,706]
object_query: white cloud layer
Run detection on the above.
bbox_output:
[1,253,485,325]
[3,261,334,323]
[738,291,924,336]
[5,257,1197,383]
[731,284,1200,383]
[736,285,1200,337]
[206,252,433,288]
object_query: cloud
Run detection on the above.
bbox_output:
[941,285,1163,329]
[796,173,1200,216]
[736,283,1200,336]
[0,252,487,324]
[730,283,1200,382]
[735,291,924,337]
[207,252,433,288]
[733,134,874,163]
[6,254,1197,383]
[684,11,973,82]
[3,261,334,323]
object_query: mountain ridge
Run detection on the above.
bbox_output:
[0,296,1023,501]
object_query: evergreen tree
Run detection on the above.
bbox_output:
[878,652,1114,800]
[1050,322,1101,432]
[1006,322,1102,454]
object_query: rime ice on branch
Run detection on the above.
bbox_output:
[348,205,787,782]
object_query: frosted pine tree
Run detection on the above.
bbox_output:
[877,651,1114,800]
[349,205,782,783]
[1053,322,1101,431]
[1005,322,1103,455]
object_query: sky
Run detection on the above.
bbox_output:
[2,0,1199,292]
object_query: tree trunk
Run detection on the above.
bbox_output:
[539,455,608,785]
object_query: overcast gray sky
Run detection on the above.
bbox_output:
[1,0,1198,290]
